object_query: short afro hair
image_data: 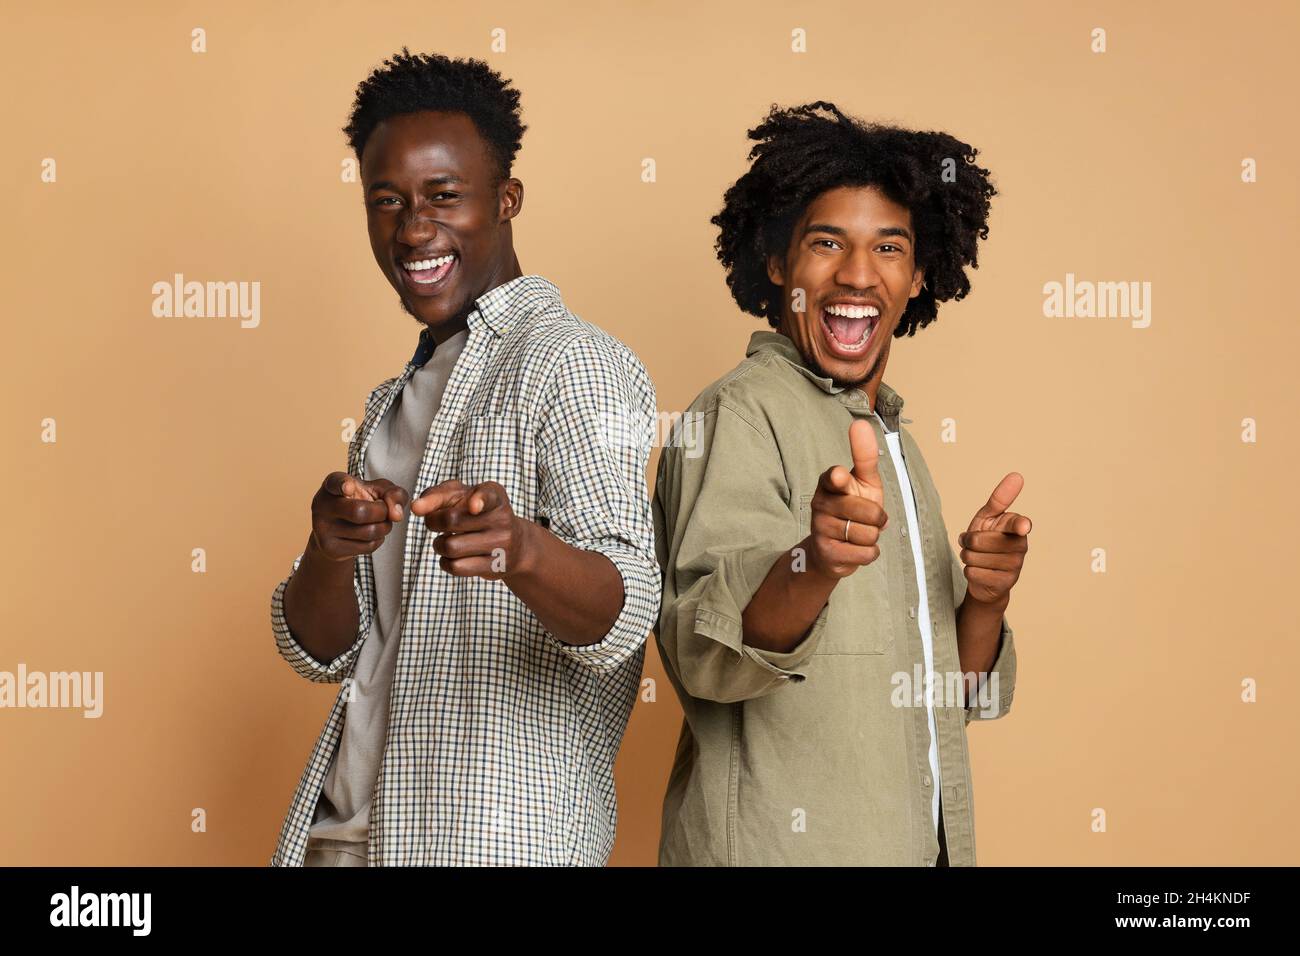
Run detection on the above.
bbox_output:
[342,47,527,182]
[712,101,996,336]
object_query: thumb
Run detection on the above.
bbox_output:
[369,479,412,521]
[325,472,378,502]
[849,419,882,490]
[970,472,1024,529]
[466,482,506,516]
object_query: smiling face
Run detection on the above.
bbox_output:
[766,185,924,392]
[361,110,523,341]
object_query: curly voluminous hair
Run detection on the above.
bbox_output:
[712,101,996,335]
[342,47,527,182]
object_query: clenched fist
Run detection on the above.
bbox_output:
[807,419,890,579]
[308,472,411,562]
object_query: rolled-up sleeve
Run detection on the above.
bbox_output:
[654,400,828,705]
[534,334,662,672]
[270,551,373,683]
[948,541,1017,724]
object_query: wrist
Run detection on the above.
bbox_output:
[961,591,1010,615]
[303,532,358,576]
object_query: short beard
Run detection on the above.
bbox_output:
[818,351,882,390]
[399,292,476,330]
[782,312,882,391]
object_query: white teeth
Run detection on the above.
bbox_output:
[402,254,456,271]
[824,303,880,319]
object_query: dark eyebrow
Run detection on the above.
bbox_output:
[802,222,914,243]
[365,176,465,195]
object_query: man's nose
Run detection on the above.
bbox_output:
[834,247,881,289]
[396,203,438,246]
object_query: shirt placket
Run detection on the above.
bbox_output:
[887,433,942,867]
[877,414,946,866]
[906,430,978,867]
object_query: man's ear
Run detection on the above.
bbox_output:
[499,177,524,221]
[909,266,925,299]
[765,253,786,287]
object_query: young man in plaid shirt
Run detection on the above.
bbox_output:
[269,49,660,867]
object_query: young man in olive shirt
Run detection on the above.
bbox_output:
[654,102,1032,866]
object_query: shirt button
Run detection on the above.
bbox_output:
[908,606,916,618]
[901,526,908,537]
[923,775,932,787]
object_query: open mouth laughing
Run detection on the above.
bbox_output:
[819,300,881,359]
[399,252,458,294]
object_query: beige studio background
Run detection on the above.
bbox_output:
[2,0,1297,866]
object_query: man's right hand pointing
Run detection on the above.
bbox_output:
[807,419,890,579]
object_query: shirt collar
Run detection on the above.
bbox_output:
[408,274,561,367]
[744,329,906,419]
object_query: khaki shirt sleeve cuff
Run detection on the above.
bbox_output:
[964,613,1016,725]
[671,546,829,701]
[740,603,831,678]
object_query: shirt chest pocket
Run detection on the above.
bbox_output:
[455,414,536,519]
[798,493,892,656]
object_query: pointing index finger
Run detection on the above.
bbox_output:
[410,481,470,517]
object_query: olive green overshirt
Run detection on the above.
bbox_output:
[653,330,1017,866]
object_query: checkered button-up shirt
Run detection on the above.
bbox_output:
[269,275,661,866]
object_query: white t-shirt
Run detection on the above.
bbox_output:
[874,409,942,836]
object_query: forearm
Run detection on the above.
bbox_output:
[955,593,1007,701]
[282,534,362,665]
[741,535,839,654]
[505,519,626,646]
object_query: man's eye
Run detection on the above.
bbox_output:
[431,192,459,201]
[813,239,840,249]
[879,244,903,253]
[373,197,399,207]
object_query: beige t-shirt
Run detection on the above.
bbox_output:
[306,328,469,862]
